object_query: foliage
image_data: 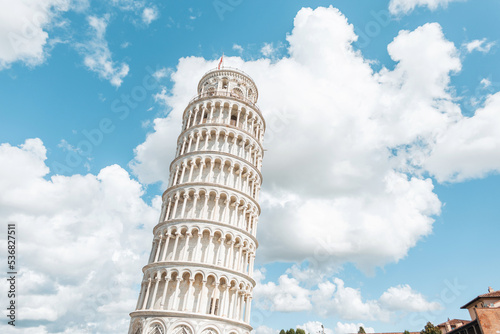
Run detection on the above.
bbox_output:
[420,322,441,334]
[278,328,306,334]
[358,327,366,334]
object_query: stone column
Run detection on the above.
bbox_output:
[180,193,189,217]
[195,132,201,151]
[171,278,182,310]
[245,295,252,322]
[153,236,163,263]
[136,281,146,310]
[192,232,200,261]
[141,278,152,310]
[198,161,205,182]
[171,193,180,219]
[187,161,195,182]
[181,232,191,261]
[201,193,209,219]
[186,135,193,153]
[160,233,171,261]
[164,198,173,221]
[149,275,160,309]
[171,232,180,261]
[160,276,170,310]
[186,110,192,129]
[191,194,199,218]
[239,292,245,321]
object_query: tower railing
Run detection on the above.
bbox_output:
[201,67,255,83]
[187,90,260,111]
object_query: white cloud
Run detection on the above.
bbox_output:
[260,42,276,57]
[0,0,70,69]
[254,274,313,312]
[424,92,500,182]
[78,15,129,87]
[379,284,442,312]
[110,0,144,12]
[299,321,335,334]
[258,321,374,334]
[142,7,159,25]
[253,326,279,334]
[130,7,470,272]
[389,0,461,15]
[480,78,491,88]
[464,38,495,53]
[152,67,171,80]
[233,43,244,54]
[334,322,374,334]
[0,138,159,333]
[311,278,390,321]
[253,272,439,321]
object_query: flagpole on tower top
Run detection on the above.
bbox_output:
[218,53,224,69]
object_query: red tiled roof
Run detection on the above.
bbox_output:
[437,319,470,327]
[461,290,500,309]
[479,290,500,298]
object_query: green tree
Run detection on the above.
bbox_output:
[296,329,306,334]
[280,330,286,334]
[286,329,296,334]
[404,331,411,334]
[420,322,441,334]
[358,327,366,334]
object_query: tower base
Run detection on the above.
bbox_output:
[128,311,252,334]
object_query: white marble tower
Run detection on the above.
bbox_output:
[128,66,265,334]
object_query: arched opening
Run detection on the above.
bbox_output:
[147,323,164,334]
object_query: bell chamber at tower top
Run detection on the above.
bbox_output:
[195,68,258,105]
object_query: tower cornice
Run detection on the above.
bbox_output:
[152,219,259,247]
[141,261,257,287]
[161,182,261,215]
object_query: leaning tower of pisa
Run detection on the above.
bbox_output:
[128,67,265,334]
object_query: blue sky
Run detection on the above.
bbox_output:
[1,1,500,333]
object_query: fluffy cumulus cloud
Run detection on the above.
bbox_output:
[129,6,492,272]
[379,285,442,312]
[254,326,279,334]
[78,15,129,87]
[254,273,312,312]
[0,0,70,69]
[333,322,374,334]
[388,0,460,15]
[0,139,160,333]
[424,92,500,182]
[253,271,440,322]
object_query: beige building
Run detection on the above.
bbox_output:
[437,319,470,333]
[447,287,500,334]
[368,287,500,334]
[461,287,500,321]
